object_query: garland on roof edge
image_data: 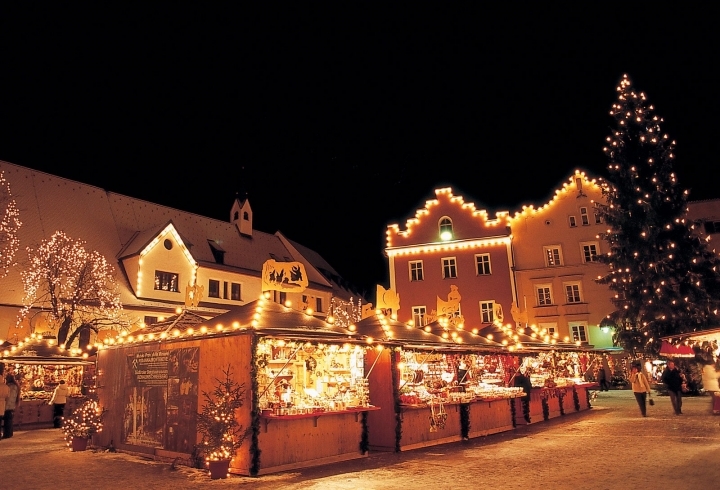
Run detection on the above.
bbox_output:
[249,335,262,476]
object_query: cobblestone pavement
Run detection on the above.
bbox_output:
[3,390,719,489]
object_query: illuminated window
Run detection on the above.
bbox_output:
[564,282,582,303]
[412,306,427,326]
[580,207,590,226]
[439,217,453,240]
[594,212,603,224]
[475,254,491,275]
[536,285,553,306]
[154,271,179,292]
[144,316,158,326]
[231,283,241,301]
[543,246,563,267]
[581,242,599,263]
[409,261,424,281]
[442,257,457,279]
[571,324,588,343]
[479,301,495,323]
[208,279,220,298]
[569,216,577,227]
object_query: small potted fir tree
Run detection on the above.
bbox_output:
[196,365,247,479]
[63,399,104,452]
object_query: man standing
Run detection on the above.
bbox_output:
[661,360,683,415]
[597,364,610,392]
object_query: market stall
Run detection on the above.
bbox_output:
[1,335,92,429]
[356,313,524,452]
[510,349,600,425]
[95,298,377,476]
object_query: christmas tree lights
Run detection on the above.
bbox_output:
[63,399,103,443]
[0,170,21,277]
[197,365,247,464]
[595,74,720,355]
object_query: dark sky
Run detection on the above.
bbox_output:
[1,5,718,297]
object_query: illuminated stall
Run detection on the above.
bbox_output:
[356,312,525,452]
[1,335,92,429]
[95,297,377,476]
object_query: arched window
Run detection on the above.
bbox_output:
[243,211,249,220]
[439,217,453,241]
[233,211,239,220]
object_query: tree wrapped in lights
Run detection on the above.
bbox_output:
[0,170,22,278]
[595,74,720,355]
[19,231,124,348]
[197,365,247,463]
[63,399,104,441]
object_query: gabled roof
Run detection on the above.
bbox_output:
[137,310,208,335]
[0,160,348,308]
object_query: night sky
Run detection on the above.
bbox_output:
[1,5,718,297]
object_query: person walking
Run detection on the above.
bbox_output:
[597,365,610,392]
[3,374,21,438]
[661,360,684,415]
[630,364,652,417]
[49,379,69,428]
[0,372,8,439]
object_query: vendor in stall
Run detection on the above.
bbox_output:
[513,368,533,401]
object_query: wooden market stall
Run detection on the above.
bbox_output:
[355,313,525,452]
[94,298,378,476]
[1,335,92,429]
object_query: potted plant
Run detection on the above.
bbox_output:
[62,399,104,452]
[197,365,247,479]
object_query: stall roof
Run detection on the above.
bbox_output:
[352,314,451,348]
[1,336,93,365]
[658,340,696,358]
[206,299,357,339]
[477,325,556,351]
[137,310,208,335]
[420,321,505,350]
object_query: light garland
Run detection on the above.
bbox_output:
[0,170,21,277]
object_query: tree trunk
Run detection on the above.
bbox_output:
[64,322,96,349]
[57,317,72,345]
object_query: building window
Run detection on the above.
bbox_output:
[580,207,590,226]
[539,323,557,340]
[208,240,225,264]
[409,261,424,281]
[231,283,241,301]
[208,279,220,298]
[564,283,582,303]
[442,257,457,279]
[273,291,286,304]
[543,246,563,267]
[154,271,179,292]
[536,285,553,306]
[581,242,599,263]
[704,221,720,234]
[439,217,453,240]
[571,324,588,343]
[569,216,577,227]
[144,316,158,326]
[475,254,491,275]
[412,306,427,327]
[316,297,323,313]
[479,301,495,323]
[594,212,602,224]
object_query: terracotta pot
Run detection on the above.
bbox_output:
[71,436,88,452]
[208,459,231,479]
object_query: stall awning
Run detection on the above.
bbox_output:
[1,337,93,365]
[658,340,696,358]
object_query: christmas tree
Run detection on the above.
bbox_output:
[63,399,104,443]
[196,365,246,463]
[595,74,720,356]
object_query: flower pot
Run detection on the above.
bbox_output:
[71,436,88,452]
[208,459,231,479]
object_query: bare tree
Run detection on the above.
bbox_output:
[0,170,22,277]
[19,231,124,348]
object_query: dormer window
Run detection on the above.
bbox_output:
[243,212,249,220]
[233,211,239,220]
[439,217,453,241]
[208,240,226,265]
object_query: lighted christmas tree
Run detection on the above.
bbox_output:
[63,399,104,443]
[197,365,247,464]
[0,170,21,278]
[595,74,720,355]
